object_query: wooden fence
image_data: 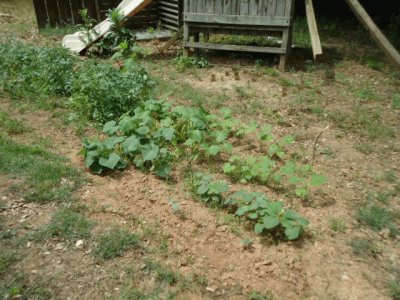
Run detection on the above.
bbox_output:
[32,0,163,29]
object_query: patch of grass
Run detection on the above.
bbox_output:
[94,227,140,260]
[0,134,82,203]
[389,271,400,300]
[0,110,28,135]
[362,57,385,71]
[329,218,347,233]
[279,77,296,87]
[393,94,400,110]
[39,25,77,36]
[0,251,20,274]
[350,238,380,258]
[355,142,375,155]
[247,290,274,300]
[144,259,180,285]
[357,204,392,231]
[355,86,380,102]
[40,207,94,240]
[263,67,279,77]
[0,272,52,299]
[209,34,279,47]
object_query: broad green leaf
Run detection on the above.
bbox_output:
[84,151,98,167]
[236,206,248,216]
[285,226,300,240]
[310,173,327,186]
[263,216,280,229]
[254,223,265,234]
[154,164,171,178]
[295,187,309,199]
[197,185,208,195]
[142,144,159,161]
[207,145,220,156]
[281,162,296,175]
[223,163,236,173]
[103,136,125,149]
[213,130,228,143]
[222,143,233,153]
[248,212,258,219]
[283,209,299,220]
[122,135,139,153]
[280,135,294,146]
[208,181,229,194]
[162,127,175,141]
[288,176,302,185]
[136,126,150,135]
[99,152,122,169]
[103,120,118,135]
[266,201,284,216]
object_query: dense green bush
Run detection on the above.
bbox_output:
[0,42,75,99]
[0,42,153,122]
[70,59,153,122]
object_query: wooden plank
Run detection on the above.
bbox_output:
[240,0,249,16]
[183,41,286,53]
[44,0,61,26]
[249,0,258,17]
[32,0,49,28]
[57,0,73,24]
[231,0,239,15]
[205,0,214,14]
[223,0,231,15]
[215,0,223,15]
[345,0,400,69]
[275,0,286,17]
[160,27,183,52]
[197,0,205,14]
[305,0,322,59]
[69,0,84,24]
[184,13,291,26]
[266,0,276,17]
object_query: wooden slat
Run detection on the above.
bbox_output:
[345,0,400,69]
[266,0,276,17]
[184,13,291,26]
[223,0,231,15]
[231,0,239,15]
[184,41,286,53]
[305,0,322,59]
[275,0,286,17]
[57,0,73,24]
[32,0,49,28]
[45,0,61,26]
[240,0,249,16]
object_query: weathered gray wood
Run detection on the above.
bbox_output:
[205,0,214,14]
[231,0,239,15]
[160,27,183,52]
[215,0,223,14]
[305,0,322,59]
[223,0,231,15]
[267,0,276,17]
[184,41,286,53]
[184,13,290,26]
[345,0,400,69]
[275,0,286,17]
[240,0,249,16]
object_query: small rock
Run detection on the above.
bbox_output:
[31,270,38,274]
[76,240,84,249]
[341,272,350,281]
[379,228,390,239]
[206,286,216,292]
[55,243,64,251]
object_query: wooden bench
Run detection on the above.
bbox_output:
[183,0,296,70]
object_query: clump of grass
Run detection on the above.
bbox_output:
[350,238,380,258]
[389,271,400,300]
[0,134,82,203]
[329,218,347,233]
[247,290,274,300]
[357,204,392,231]
[0,251,20,274]
[94,227,140,260]
[393,94,400,110]
[0,110,29,135]
[41,207,94,240]
[144,259,179,285]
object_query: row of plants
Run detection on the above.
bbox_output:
[83,99,326,199]
[0,42,152,123]
[190,173,309,240]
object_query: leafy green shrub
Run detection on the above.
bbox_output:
[191,173,229,207]
[0,42,75,101]
[226,190,309,240]
[70,59,153,123]
[174,56,213,72]
[94,228,140,260]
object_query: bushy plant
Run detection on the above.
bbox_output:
[174,56,213,72]
[0,42,75,100]
[70,59,153,122]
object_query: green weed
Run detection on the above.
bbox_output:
[329,218,347,233]
[357,204,392,231]
[350,238,380,258]
[0,251,19,274]
[0,135,82,203]
[0,110,28,135]
[173,56,212,72]
[389,270,400,300]
[209,34,279,47]
[247,290,274,300]
[40,207,94,240]
[144,259,180,285]
[393,94,400,110]
[94,227,141,260]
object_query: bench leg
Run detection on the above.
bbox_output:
[183,23,189,57]
[279,27,291,71]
